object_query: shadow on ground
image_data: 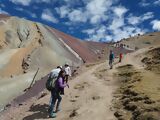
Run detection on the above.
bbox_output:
[23,104,49,120]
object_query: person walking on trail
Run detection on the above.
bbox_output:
[48,66,62,106]
[109,50,114,69]
[58,63,71,96]
[64,63,71,83]
[119,53,123,63]
[49,66,62,78]
[49,70,69,118]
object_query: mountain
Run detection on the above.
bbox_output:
[0,14,109,107]
[0,15,94,76]
[1,14,160,120]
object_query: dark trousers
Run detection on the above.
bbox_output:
[50,89,62,113]
[109,59,113,69]
[119,58,122,62]
[65,75,69,83]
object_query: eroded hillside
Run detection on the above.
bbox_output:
[0,14,107,108]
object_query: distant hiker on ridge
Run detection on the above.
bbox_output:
[109,50,114,69]
[119,53,123,63]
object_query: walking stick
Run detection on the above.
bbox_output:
[24,68,40,92]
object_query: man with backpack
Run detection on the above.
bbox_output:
[49,70,69,118]
[46,66,62,107]
[109,50,115,69]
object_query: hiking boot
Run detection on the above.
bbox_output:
[55,108,61,113]
[48,107,51,113]
[49,112,56,118]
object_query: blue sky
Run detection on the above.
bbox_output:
[0,0,160,42]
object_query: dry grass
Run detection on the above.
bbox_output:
[113,64,160,120]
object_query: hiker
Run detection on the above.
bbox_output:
[49,66,62,78]
[57,63,71,95]
[48,66,62,106]
[109,50,114,69]
[64,63,71,83]
[49,70,69,118]
[119,53,123,62]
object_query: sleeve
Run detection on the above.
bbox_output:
[58,77,67,88]
[68,67,72,76]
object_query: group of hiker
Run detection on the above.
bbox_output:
[46,51,123,118]
[109,50,123,69]
[46,63,71,118]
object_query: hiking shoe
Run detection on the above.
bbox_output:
[49,112,56,118]
[48,108,51,113]
[55,108,61,113]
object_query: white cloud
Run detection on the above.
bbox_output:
[109,6,128,30]
[140,0,160,7]
[151,20,160,31]
[55,0,115,24]
[83,19,147,42]
[109,18,124,30]
[15,7,37,18]
[25,10,37,18]
[0,8,9,15]
[30,13,37,18]
[113,6,128,18]
[78,1,146,42]
[41,9,58,23]
[64,21,72,26]
[127,12,154,25]
[83,26,113,42]
[90,15,102,24]
[142,12,154,20]
[82,29,95,34]
[9,0,32,6]
[127,16,140,25]
[35,0,51,3]
[55,6,71,18]
[15,7,24,11]
[68,9,87,23]
[139,0,150,7]
[86,0,112,24]
[86,0,112,16]
[9,0,52,6]
[154,0,160,5]
[0,3,5,8]
[111,27,146,41]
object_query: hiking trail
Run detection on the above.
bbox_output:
[0,62,117,120]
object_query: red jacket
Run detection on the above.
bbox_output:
[120,53,122,59]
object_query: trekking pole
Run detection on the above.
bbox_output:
[29,68,40,88]
[24,68,39,92]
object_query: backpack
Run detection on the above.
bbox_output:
[46,74,57,91]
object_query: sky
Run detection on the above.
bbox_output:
[0,0,160,42]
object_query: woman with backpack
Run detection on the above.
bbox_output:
[49,70,69,118]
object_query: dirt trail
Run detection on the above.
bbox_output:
[0,62,117,120]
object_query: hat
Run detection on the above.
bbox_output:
[65,62,69,66]
[57,66,62,69]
